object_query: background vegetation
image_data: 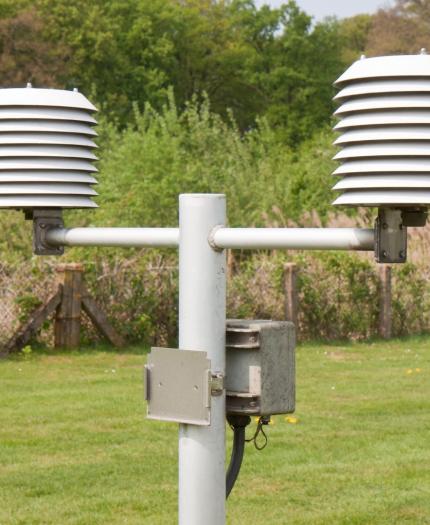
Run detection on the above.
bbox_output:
[1,0,430,346]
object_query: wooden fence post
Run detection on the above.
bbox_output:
[284,263,298,328]
[54,263,84,348]
[3,263,124,355]
[379,264,392,339]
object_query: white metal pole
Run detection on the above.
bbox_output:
[211,227,374,251]
[178,194,227,525]
[46,227,179,248]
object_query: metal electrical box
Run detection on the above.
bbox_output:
[226,320,295,416]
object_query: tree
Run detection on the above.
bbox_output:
[366,0,430,55]
[34,0,182,124]
[34,0,344,139]
[338,14,372,65]
[0,0,345,143]
[0,7,68,87]
[237,1,343,144]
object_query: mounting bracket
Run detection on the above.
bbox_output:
[144,347,224,426]
[31,209,64,256]
[375,208,407,264]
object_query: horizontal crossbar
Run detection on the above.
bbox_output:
[46,226,375,251]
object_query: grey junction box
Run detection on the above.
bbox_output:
[226,319,295,416]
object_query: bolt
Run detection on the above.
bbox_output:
[421,48,427,55]
[399,250,405,258]
[73,87,79,92]
[40,223,46,229]
[249,401,257,407]
[382,250,387,258]
[26,82,32,88]
[360,54,366,60]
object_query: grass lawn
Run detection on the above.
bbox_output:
[1,337,430,524]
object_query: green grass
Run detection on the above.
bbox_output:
[1,337,430,524]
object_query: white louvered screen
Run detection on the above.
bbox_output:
[332,54,430,207]
[0,87,98,209]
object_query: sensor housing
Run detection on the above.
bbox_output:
[0,87,98,209]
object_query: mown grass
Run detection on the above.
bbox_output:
[1,337,430,524]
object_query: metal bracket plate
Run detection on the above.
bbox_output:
[145,347,213,426]
[375,208,407,264]
[32,209,64,256]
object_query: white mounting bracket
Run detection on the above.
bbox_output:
[144,347,224,426]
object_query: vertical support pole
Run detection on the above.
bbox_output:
[54,263,84,348]
[284,263,298,328]
[178,194,227,525]
[379,264,392,339]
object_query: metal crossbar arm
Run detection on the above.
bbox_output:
[211,227,375,251]
[46,227,179,248]
[45,226,375,252]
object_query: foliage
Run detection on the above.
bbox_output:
[14,294,42,323]
[366,0,430,55]
[65,95,336,232]
[338,14,372,64]
[81,253,179,346]
[392,262,430,336]
[20,344,32,358]
[257,1,343,145]
[4,241,430,349]
[0,0,345,142]
[0,0,32,18]
[0,5,67,86]
[228,250,380,341]
[230,1,344,143]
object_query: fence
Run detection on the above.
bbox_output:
[283,262,394,340]
[0,257,179,350]
[1,253,429,351]
[1,263,125,355]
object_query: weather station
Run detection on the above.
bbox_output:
[1,52,429,524]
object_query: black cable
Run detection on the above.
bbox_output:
[226,415,251,499]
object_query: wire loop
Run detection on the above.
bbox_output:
[245,415,270,450]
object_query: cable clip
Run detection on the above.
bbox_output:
[246,415,271,450]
